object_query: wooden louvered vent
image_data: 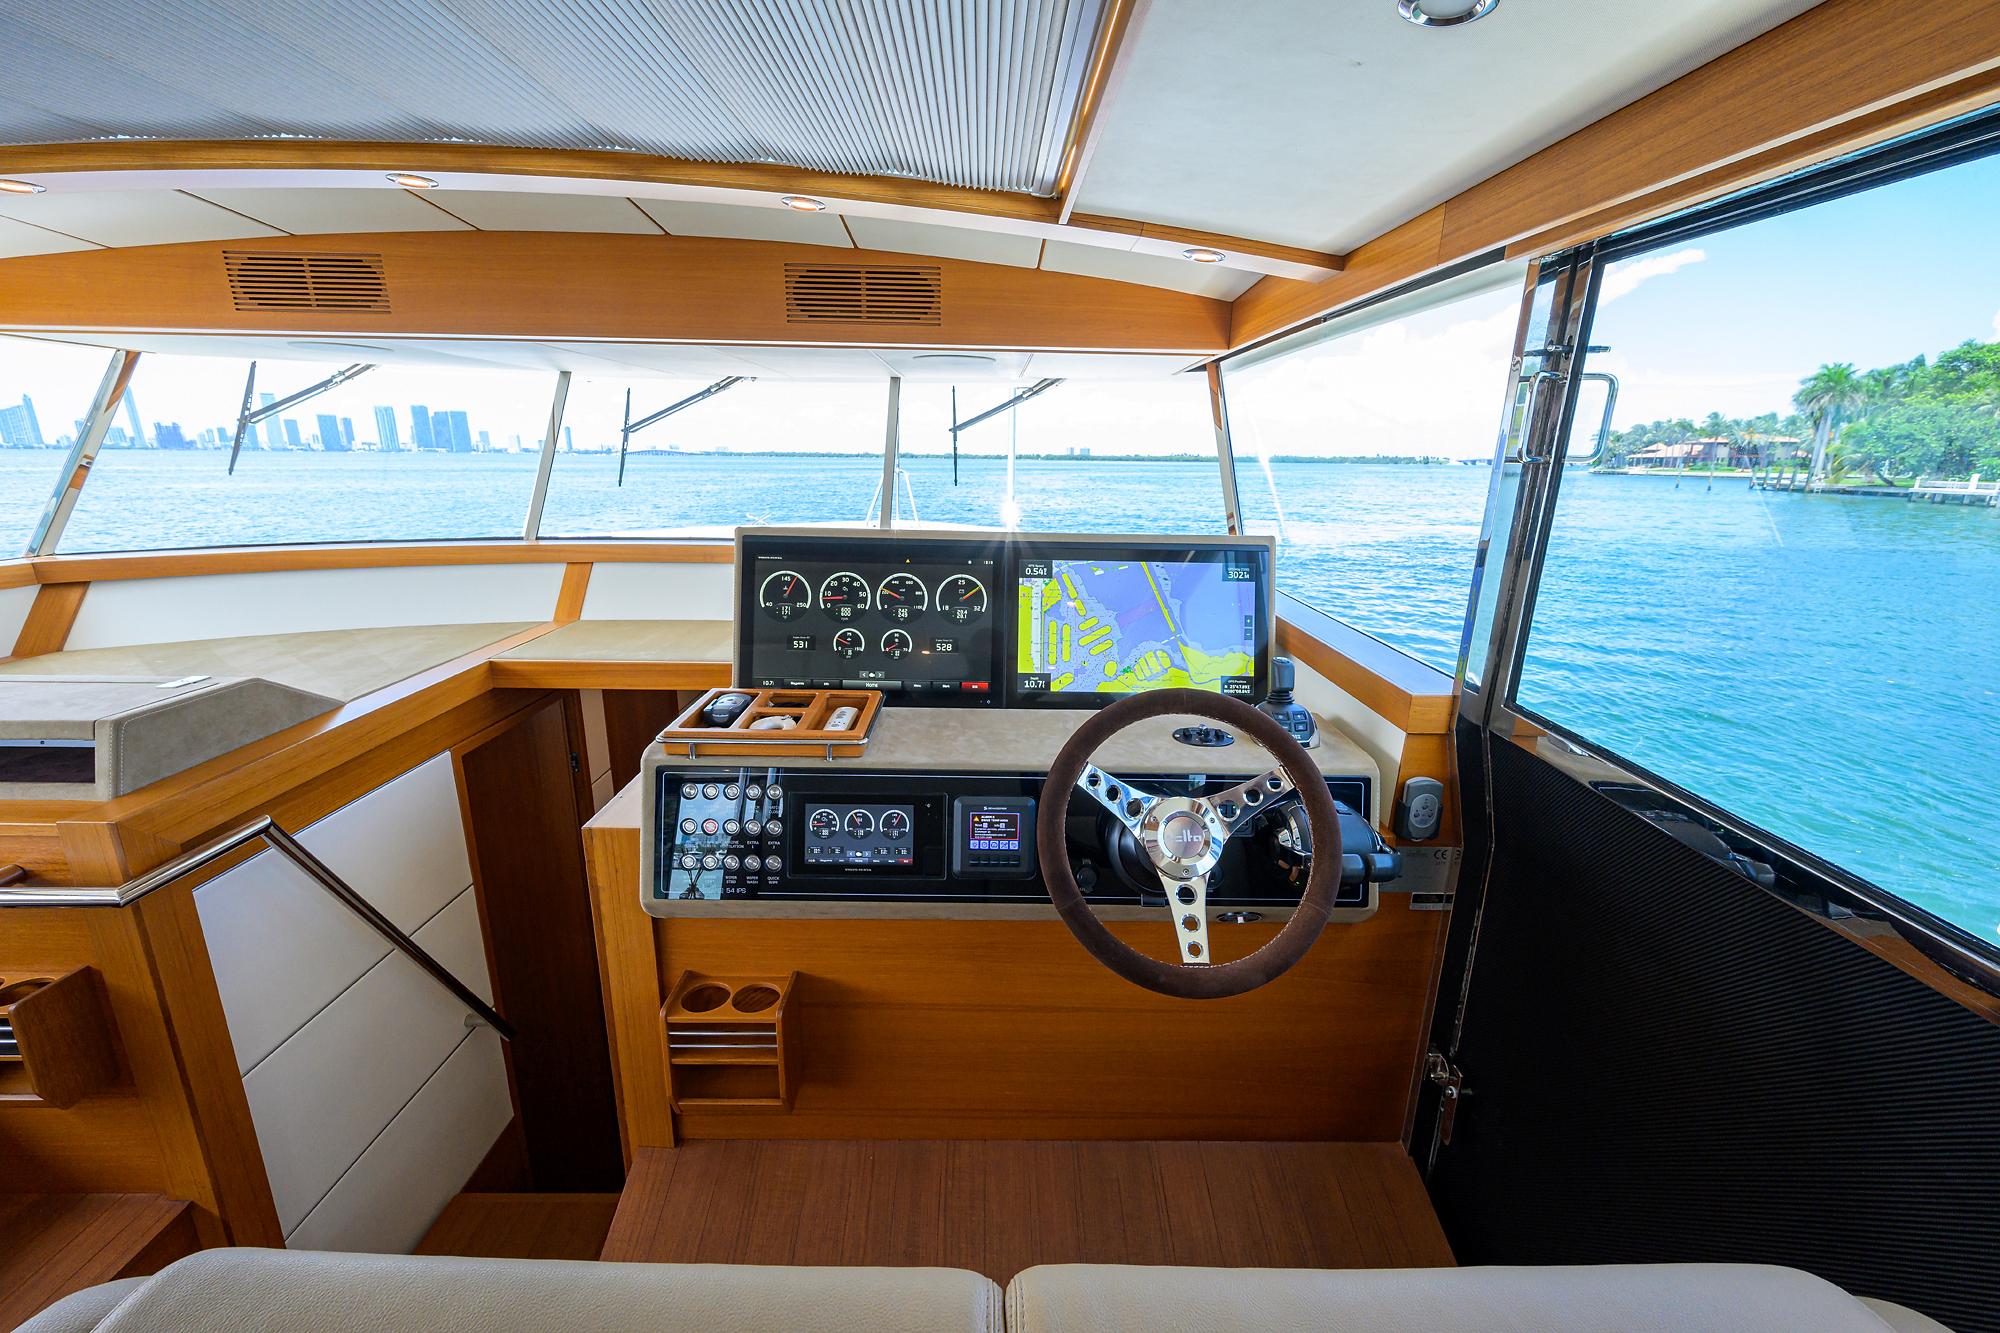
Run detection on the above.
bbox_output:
[784,264,941,325]
[222,252,391,312]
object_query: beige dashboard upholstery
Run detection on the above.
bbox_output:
[1000,1263,1955,1332]
[17,1250,1003,1333]
[20,1252,1955,1333]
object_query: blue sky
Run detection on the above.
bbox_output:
[1588,150,2000,430]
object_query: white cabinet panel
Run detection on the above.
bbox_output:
[284,1027,511,1254]
[244,889,493,1233]
[197,753,475,1073]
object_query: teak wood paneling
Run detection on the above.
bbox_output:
[457,698,624,1191]
[601,1140,1452,1278]
[9,583,88,660]
[1231,0,2000,346]
[415,1192,621,1261]
[0,1194,200,1332]
[0,232,1231,352]
[21,541,731,585]
[583,786,1440,1147]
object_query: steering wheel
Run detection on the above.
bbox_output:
[1036,688,1342,1000]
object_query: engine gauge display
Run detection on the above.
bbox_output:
[819,572,870,620]
[877,572,927,621]
[758,569,812,620]
[809,809,840,840]
[880,809,910,840]
[936,574,988,624]
[832,627,866,659]
[844,808,875,839]
[881,628,914,660]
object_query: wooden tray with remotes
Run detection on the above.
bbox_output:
[658,687,882,759]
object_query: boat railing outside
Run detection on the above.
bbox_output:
[0,817,514,1041]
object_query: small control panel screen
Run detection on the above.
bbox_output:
[803,802,917,869]
[967,810,1020,853]
[739,534,1002,707]
[1014,544,1269,705]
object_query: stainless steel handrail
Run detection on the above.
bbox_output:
[0,816,515,1041]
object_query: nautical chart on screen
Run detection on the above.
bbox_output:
[1015,551,1261,699]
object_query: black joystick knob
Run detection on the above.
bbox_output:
[1257,657,1318,748]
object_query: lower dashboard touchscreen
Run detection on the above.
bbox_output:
[737,533,1002,707]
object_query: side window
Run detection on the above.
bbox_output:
[0,337,112,555]
[1514,144,2000,948]
[58,354,558,551]
[1219,271,1528,673]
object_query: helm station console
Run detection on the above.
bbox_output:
[647,527,1398,924]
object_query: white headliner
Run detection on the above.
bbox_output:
[0,0,1827,286]
[1077,0,1824,252]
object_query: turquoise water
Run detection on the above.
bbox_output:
[3,450,1995,943]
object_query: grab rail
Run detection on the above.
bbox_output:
[0,816,515,1042]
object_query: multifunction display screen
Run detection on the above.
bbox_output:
[967,810,1020,853]
[1013,545,1268,704]
[739,537,1002,707]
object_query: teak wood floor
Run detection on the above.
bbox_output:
[601,1140,1453,1281]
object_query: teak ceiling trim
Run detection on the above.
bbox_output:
[1230,0,2000,346]
[0,231,1230,352]
[1054,0,1148,224]
[0,137,1336,278]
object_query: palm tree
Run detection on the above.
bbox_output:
[1795,363,1866,486]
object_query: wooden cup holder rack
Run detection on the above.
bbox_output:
[662,971,797,1111]
[0,967,118,1108]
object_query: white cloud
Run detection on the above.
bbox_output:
[1598,248,1707,305]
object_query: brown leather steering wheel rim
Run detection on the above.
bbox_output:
[1036,688,1342,1000]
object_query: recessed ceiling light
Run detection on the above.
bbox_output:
[0,179,46,195]
[780,195,827,212]
[386,172,439,189]
[1182,247,1226,264]
[1397,0,1499,27]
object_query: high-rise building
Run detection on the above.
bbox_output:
[563,426,575,452]
[341,417,356,449]
[374,405,402,452]
[315,412,349,452]
[0,395,45,449]
[444,410,474,453]
[121,389,145,449]
[259,392,281,450]
[477,429,492,453]
[411,405,435,451]
[155,422,191,450]
[283,419,304,449]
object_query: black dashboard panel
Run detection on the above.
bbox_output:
[735,528,1277,710]
[737,534,1004,707]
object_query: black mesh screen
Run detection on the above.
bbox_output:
[1429,735,2000,1332]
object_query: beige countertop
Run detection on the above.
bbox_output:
[0,623,534,704]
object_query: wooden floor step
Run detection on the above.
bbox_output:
[415,1192,621,1262]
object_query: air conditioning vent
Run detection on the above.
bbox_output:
[784,264,941,325]
[223,252,391,312]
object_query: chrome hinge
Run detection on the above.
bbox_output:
[1425,1050,1466,1146]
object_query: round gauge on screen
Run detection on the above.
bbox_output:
[819,571,870,620]
[758,569,812,621]
[832,627,866,659]
[877,572,928,622]
[936,574,988,624]
[809,809,840,840]
[880,810,910,841]
[845,808,875,838]
[881,628,914,660]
